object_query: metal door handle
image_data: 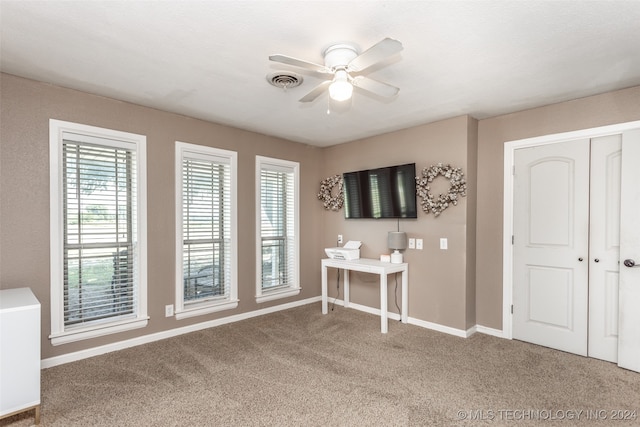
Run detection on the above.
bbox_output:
[594,259,600,263]
[578,257,584,262]
[624,259,638,268]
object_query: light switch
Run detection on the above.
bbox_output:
[416,239,423,250]
[408,238,416,249]
[440,238,448,250]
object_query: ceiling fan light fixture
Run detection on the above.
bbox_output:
[329,70,353,102]
[269,38,402,104]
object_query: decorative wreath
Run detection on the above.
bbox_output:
[317,174,344,211]
[416,163,467,216]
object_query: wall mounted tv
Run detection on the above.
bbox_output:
[343,163,417,219]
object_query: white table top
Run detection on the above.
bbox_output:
[322,257,408,273]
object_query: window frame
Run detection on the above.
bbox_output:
[175,142,238,319]
[49,119,148,346]
[255,156,300,303]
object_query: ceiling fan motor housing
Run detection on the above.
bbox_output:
[322,43,359,69]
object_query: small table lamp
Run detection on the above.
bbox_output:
[388,231,407,264]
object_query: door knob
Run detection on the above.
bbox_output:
[624,259,638,268]
[594,258,600,263]
[578,257,584,262]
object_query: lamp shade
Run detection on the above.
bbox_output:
[388,231,408,251]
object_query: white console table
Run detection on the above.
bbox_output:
[321,258,408,333]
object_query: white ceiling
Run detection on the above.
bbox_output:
[2,1,640,147]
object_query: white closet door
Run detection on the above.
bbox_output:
[588,135,622,363]
[618,129,640,373]
[512,139,590,356]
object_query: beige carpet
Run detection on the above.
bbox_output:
[2,303,639,426]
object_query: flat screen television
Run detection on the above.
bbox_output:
[343,163,417,219]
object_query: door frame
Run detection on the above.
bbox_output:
[502,120,640,340]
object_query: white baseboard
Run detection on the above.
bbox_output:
[334,299,505,339]
[408,317,470,338]
[335,300,402,321]
[41,296,322,369]
[475,325,505,338]
[41,297,506,368]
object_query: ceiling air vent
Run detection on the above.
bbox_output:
[267,72,303,89]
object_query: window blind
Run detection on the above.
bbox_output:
[260,166,295,290]
[182,157,231,303]
[62,139,137,327]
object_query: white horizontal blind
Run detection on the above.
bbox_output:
[182,155,231,303]
[62,138,137,327]
[260,165,295,290]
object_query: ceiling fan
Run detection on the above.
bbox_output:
[269,37,403,103]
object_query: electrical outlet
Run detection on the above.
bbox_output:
[416,238,423,250]
[165,304,174,317]
[337,234,343,244]
[408,238,416,249]
[440,238,448,250]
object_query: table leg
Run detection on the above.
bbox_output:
[381,274,388,333]
[321,264,328,314]
[401,267,408,324]
[344,269,350,307]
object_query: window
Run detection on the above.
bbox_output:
[255,156,300,303]
[175,142,237,319]
[49,120,147,345]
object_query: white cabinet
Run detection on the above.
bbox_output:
[0,287,41,424]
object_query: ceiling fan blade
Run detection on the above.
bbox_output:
[351,75,399,98]
[299,80,332,102]
[347,38,403,73]
[269,54,331,74]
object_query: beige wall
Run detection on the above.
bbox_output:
[0,73,324,359]
[320,115,478,331]
[475,85,640,330]
[2,71,639,361]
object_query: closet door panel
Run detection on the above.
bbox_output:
[588,134,622,363]
[512,139,590,356]
[618,128,640,373]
